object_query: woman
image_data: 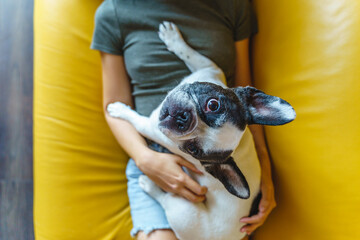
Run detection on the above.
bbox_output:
[91,0,276,239]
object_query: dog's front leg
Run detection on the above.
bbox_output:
[159,22,218,73]
[107,102,174,147]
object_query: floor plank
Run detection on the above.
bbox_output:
[0,0,34,239]
[0,0,33,181]
[0,181,34,240]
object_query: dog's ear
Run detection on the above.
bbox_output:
[233,86,296,126]
[204,157,250,199]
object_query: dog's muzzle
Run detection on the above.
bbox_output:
[159,96,197,136]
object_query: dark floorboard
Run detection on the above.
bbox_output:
[0,0,34,239]
[0,181,34,240]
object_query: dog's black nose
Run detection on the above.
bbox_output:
[175,111,191,131]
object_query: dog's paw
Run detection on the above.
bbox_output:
[139,175,163,197]
[158,21,185,52]
[139,175,153,193]
[107,102,131,118]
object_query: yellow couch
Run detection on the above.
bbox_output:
[33,0,360,239]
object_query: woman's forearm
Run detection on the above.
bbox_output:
[100,52,152,165]
[234,39,273,181]
[248,125,272,181]
[235,39,276,235]
[105,112,151,165]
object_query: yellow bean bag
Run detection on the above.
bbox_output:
[252,1,360,240]
[34,1,132,239]
[33,0,360,240]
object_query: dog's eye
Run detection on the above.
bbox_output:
[206,99,220,112]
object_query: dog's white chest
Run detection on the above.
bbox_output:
[157,130,261,240]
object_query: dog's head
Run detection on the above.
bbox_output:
[159,83,296,198]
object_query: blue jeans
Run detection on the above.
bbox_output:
[125,141,172,237]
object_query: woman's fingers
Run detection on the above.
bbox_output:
[177,187,206,203]
[240,201,272,224]
[240,212,265,224]
[174,157,208,199]
[176,157,203,174]
[240,223,261,235]
[239,182,277,235]
[182,174,208,196]
[167,173,207,200]
[144,152,207,202]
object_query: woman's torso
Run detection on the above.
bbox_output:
[93,0,256,116]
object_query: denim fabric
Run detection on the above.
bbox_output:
[126,141,172,237]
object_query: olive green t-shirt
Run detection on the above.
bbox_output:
[91,0,257,116]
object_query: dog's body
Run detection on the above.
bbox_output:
[108,22,295,240]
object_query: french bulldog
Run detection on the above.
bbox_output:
[107,22,296,240]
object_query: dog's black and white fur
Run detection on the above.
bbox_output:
[107,22,295,240]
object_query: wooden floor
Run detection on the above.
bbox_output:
[0,0,35,239]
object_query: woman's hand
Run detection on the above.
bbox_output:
[136,149,208,203]
[240,175,276,235]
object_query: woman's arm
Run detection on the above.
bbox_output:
[100,52,207,203]
[233,39,277,235]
